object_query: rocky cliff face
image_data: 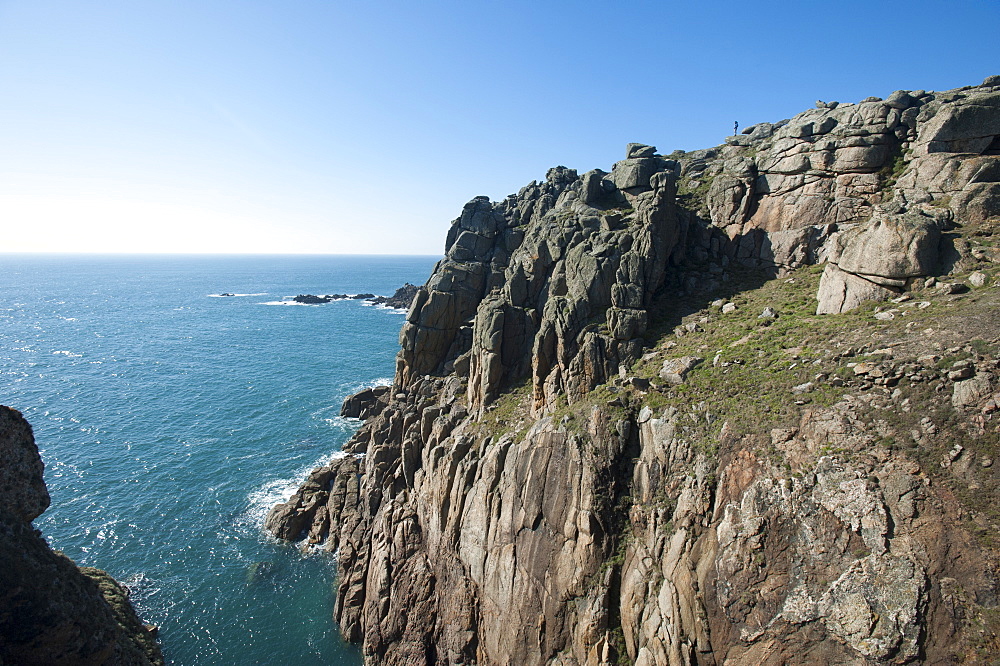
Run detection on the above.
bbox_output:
[267,76,1000,664]
[0,405,163,666]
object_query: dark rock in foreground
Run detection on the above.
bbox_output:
[0,406,163,666]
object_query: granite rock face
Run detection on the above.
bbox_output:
[815,207,944,313]
[268,78,1000,665]
[0,406,163,666]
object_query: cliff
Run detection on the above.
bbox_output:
[0,406,163,666]
[267,76,1000,664]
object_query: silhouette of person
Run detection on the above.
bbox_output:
[734,121,739,135]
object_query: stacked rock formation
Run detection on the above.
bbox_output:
[267,77,1000,664]
[0,406,163,665]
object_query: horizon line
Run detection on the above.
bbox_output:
[0,251,445,258]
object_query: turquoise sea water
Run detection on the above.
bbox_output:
[0,254,439,665]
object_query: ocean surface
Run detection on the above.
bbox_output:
[0,253,440,665]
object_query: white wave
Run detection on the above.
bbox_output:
[243,451,356,530]
[122,571,156,593]
[119,572,164,614]
[323,415,360,427]
[357,376,393,391]
[371,302,408,313]
[258,300,317,306]
[52,350,82,357]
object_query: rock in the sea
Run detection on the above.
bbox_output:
[293,294,333,304]
[369,282,420,310]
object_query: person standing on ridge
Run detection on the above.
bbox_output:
[734,121,739,135]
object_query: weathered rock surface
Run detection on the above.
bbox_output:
[816,207,944,313]
[268,77,1000,665]
[0,405,163,666]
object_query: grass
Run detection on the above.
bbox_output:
[877,144,909,192]
[627,264,861,441]
[476,376,532,440]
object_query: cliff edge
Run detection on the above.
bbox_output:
[0,405,163,666]
[268,76,1000,664]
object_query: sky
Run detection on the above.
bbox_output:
[1,0,997,255]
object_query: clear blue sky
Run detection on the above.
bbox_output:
[1,0,997,255]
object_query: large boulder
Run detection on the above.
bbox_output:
[831,209,941,283]
[612,157,665,191]
[916,92,1000,155]
[816,263,899,315]
[817,208,942,313]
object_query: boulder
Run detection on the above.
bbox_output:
[341,385,391,419]
[953,374,994,410]
[817,209,943,313]
[612,157,666,191]
[884,90,916,110]
[816,263,898,315]
[581,169,613,207]
[626,143,657,159]
[917,92,1000,154]
[659,356,703,385]
[831,210,941,283]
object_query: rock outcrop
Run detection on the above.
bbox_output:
[342,385,392,420]
[0,406,163,665]
[371,283,421,310]
[292,286,420,309]
[268,77,1000,664]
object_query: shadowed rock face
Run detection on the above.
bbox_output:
[268,77,1000,665]
[0,404,50,523]
[0,406,163,666]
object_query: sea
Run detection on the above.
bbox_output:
[0,253,440,665]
